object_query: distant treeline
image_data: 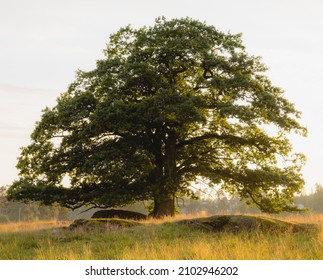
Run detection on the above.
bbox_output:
[1,184,323,222]
[0,186,69,222]
[179,184,323,215]
[294,184,323,213]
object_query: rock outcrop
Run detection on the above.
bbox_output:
[91,209,147,220]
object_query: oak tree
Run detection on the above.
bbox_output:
[7,17,306,217]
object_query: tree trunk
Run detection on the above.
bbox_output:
[152,129,177,218]
[152,195,175,218]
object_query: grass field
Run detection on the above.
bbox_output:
[0,213,322,260]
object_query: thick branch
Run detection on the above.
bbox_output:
[203,68,214,79]
[177,133,252,148]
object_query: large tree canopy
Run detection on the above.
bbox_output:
[7,17,306,217]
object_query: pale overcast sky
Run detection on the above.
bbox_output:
[1,0,323,193]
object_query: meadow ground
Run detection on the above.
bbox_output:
[0,213,322,260]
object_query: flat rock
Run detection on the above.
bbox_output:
[91,209,147,220]
[69,218,142,231]
[177,215,320,235]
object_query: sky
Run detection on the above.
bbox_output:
[1,0,323,194]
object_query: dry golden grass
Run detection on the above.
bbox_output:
[35,239,94,260]
[280,213,323,242]
[142,211,209,224]
[0,220,70,233]
[0,213,322,260]
[280,213,323,225]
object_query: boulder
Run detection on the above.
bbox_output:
[91,209,147,220]
[177,215,320,235]
[69,218,141,231]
